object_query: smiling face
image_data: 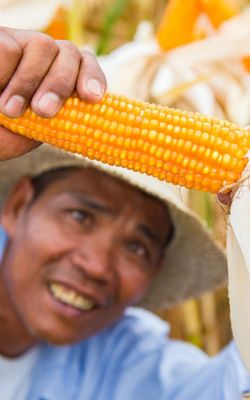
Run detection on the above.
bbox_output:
[0,167,172,346]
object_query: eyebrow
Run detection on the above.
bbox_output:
[66,191,166,247]
[137,224,162,248]
[67,192,114,215]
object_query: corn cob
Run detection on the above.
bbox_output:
[200,0,240,29]
[0,93,249,194]
[156,0,201,51]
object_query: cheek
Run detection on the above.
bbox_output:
[118,265,154,305]
[9,212,75,267]
[2,239,47,313]
[2,217,70,304]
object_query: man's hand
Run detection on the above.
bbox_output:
[0,27,107,160]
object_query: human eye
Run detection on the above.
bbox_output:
[69,209,93,224]
[126,240,149,259]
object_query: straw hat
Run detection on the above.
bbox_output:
[0,144,227,310]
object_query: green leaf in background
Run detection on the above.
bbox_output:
[189,190,214,231]
[203,192,214,230]
[96,0,130,55]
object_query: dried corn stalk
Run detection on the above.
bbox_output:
[227,153,250,371]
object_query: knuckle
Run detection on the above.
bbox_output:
[80,50,106,80]
[0,33,22,91]
[52,73,74,96]
[80,49,98,65]
[0,26,10,35]
[58,40,81,61]
[30,33,58,58]
[0,32,22,60]
[10,75,38,95]
[80,48,93,57]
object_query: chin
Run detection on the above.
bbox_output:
[45,336,78,346]
[27,323,81,346]
[42,332,82,346]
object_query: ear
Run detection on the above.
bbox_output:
[1,177,35,237]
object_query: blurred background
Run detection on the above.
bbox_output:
[1,0,250,355]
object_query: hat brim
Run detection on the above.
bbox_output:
[0,145,227,309]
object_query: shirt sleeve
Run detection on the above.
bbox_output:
[161,341,250,400]
[114,339,250,400]
[94,309,250,400]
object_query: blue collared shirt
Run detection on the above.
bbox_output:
[0,227,250,399]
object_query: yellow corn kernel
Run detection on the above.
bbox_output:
[0,93,249,194]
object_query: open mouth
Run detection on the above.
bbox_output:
[49,282,96,312]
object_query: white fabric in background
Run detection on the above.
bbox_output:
[0,346,39,400]
[0,0,61,30]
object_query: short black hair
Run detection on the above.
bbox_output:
[30,166,79,202]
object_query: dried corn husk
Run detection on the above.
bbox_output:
[227,151,250,371]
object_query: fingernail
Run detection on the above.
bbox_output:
[86,79,103,97]
[4,95,25,117]
[37,92,60,116]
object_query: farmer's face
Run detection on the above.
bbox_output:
[1,168,171,345]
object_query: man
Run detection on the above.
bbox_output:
[0,27,249,400]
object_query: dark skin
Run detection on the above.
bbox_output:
[0,27,107,160]
[0,168,172,357]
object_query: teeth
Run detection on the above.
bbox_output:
[50,283,95,311]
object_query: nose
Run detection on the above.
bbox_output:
[71,232,116,285]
